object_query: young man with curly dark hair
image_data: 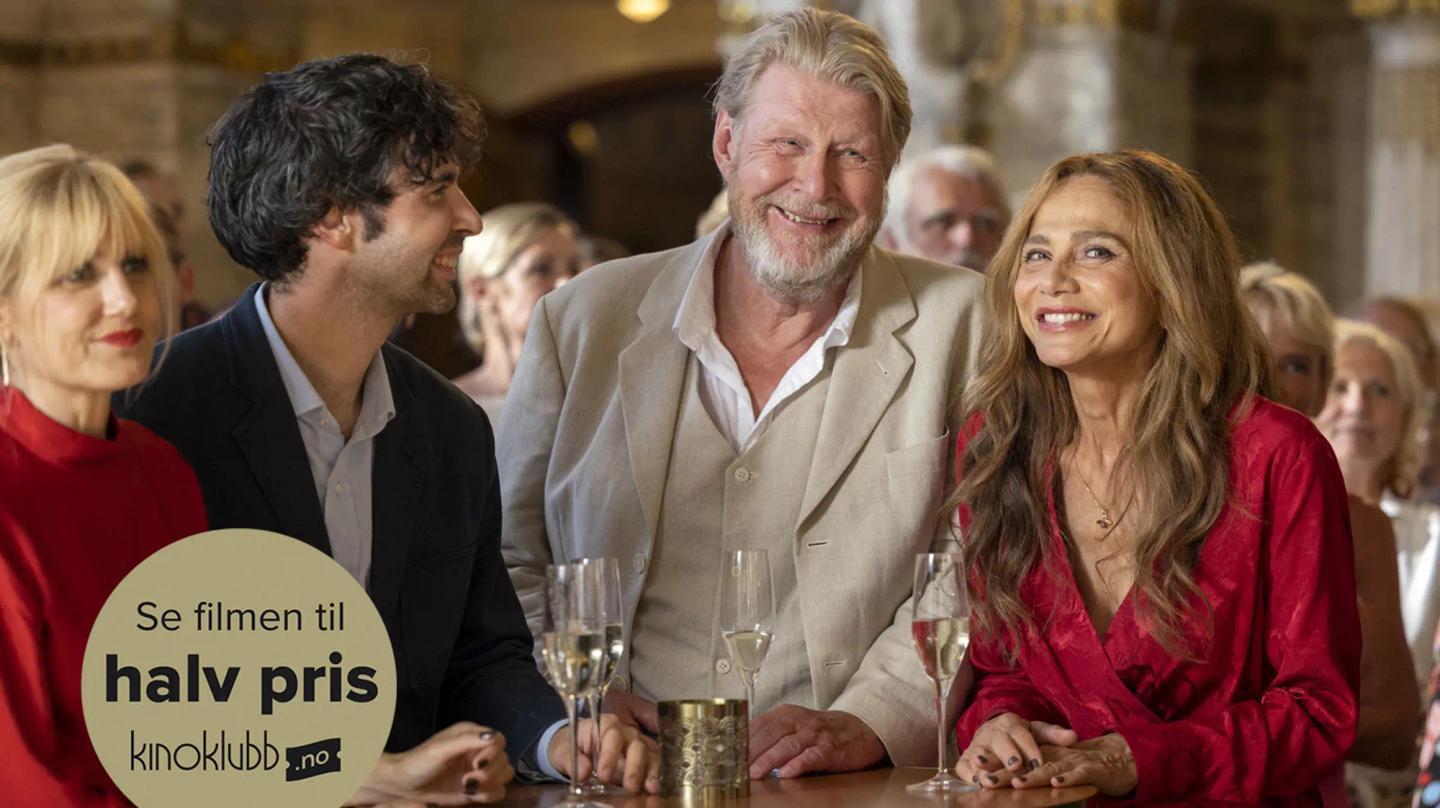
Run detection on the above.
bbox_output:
[122,54,658,801]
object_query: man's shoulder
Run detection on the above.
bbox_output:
[121,314,235,422]
[381,342,490,428]
[543,243,696,322]
[158,314,230,371]
[879,249,986,305]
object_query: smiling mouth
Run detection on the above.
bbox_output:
[432,254,458,272]
[774,206,836,227]
[1038,312,1096,324]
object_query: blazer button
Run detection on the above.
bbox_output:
[632,553,647,574]
[715,659,732,674]
[733,467,751,482]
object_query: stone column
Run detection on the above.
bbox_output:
[986,0,1193,202]
[1356,5,1440,296]
[0,0,43,156]
[853,0,998,157]
[9,0,300,307]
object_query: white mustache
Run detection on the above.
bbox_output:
[765,197,853,221]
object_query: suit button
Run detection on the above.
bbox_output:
[715,659,732,674]
[632,553,647,574]
[733,467,751,482]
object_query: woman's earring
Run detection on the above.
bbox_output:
[1,347,9,388]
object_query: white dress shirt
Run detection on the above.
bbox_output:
[254,286,395,588]
[673,221,862,450]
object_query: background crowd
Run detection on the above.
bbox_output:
[3,2,1440,807]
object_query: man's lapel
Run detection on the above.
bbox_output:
[797,249,917,528]
[368,354,424,615]
[618,243,705,543]
[223,285,333,556]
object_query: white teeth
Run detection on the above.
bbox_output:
[433,255,457,269]
[1040,312,1095,324]
[777,207,827,226]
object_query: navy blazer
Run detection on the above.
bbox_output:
[119,284,564,760]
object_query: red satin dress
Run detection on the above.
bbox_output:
[955,398,1361,806]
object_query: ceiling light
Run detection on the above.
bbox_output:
[617,0,670,24]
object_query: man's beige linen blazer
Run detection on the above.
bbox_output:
[498,236,984,766]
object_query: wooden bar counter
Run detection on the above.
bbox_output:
[504,767,1097,806]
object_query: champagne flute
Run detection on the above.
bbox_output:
[718,549,774,714]
[540,563,607,807]
[575,557,625,796]
[906,552,975,794]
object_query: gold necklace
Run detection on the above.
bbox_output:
[1076,473,1116,531]
[1067,452,1129,533]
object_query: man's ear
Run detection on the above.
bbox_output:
[713,109,738,178]
[309,205,356,252]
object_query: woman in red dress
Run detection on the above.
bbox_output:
[952,150,1360,805]
[0,144,205,805]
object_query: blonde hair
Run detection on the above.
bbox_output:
[713,8,911,164]
[1333,318,1424,499]
[956,150,1268,658]
[456,202,575,354]
[0,144,176,377]
[1240,261,1335,393]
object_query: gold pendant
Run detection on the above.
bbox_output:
[1096,512,1114,530]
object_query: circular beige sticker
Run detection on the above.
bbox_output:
[82,529,396,808]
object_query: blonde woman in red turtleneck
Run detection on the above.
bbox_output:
[0,144,205,806]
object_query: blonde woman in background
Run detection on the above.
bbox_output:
[1360,297,1440,506]
[453,202,579,423]
[1242,267,1417,779]
[1318,321,1439,692]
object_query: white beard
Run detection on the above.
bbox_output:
[727,187,880,306]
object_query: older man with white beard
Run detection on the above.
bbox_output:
[499,8,984,779]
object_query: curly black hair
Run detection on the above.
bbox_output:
[205,53,485,282]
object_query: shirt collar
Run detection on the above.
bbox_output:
[673,219,863,351]
[253,285,395,436]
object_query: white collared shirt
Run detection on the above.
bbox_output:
[672,221,862,452]
[254,286,396,588]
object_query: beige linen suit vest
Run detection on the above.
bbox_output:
[499,236,984,765]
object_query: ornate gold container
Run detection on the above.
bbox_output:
[658,698,750,803]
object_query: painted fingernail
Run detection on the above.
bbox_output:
[1055,776,1066,784]
[972,773,981,784]
[986,774,999,784]
[476,758,488,769]
[975,754,988,764]
[1028,758,1039,771]
[463,779,478,796]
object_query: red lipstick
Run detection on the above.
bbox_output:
[100,329,143,348]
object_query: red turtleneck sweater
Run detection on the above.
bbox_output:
[0,389,206,806]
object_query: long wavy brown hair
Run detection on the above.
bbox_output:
[956,150,1268,656]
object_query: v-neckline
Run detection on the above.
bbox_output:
[1046,464,1138,655]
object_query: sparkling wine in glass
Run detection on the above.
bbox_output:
[575,557,625,796]
[540,563,607,807]
[906,552,976,795]
[718,549,774,714]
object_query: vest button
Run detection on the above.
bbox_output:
[733,467,751,482]
[715,659,732,674]
[632,553,647,574]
